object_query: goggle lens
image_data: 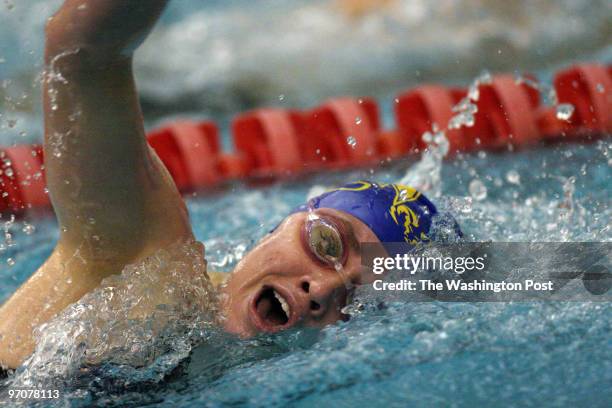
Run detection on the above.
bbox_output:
[307,219,344,265]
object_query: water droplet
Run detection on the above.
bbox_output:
[477,70,492,85]
[278,94,285,101]
[596,83,605,93]
[4,168,13,178]
[469,179,487,201]
[347,136,357,149]
[22,224,35,235]
[506,170,521,185]
[448,112,475,129]
[467,84,480,101]
[556,103,574,121]
[6,258,15,266]
[315,148,320,155]
[355,116,362,125]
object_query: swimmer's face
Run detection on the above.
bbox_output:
[220,209,378,336]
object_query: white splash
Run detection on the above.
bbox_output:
[11,240,218,387]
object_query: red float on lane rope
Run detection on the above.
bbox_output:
[302,97,380,168]
[377,130,409,158]
[554,64,612,136]
[217,153,248,180]
[536,107,572,140]
[148,121,221,191]
[0,145,48,212]
[0,62,608,216]
[232,109,302,177]
[395,85,467,153]
[475,75,540,149]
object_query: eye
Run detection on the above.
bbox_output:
[308,220,344,264]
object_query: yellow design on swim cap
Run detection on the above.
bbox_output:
[388,184,428,244]
[336,180,373,192]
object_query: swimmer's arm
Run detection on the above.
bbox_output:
[44,0,192,262]
[0,0,203,370]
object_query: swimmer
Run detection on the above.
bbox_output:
[0,0,458,370]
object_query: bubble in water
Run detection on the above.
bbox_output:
[278,94,285,101]
[562,176,576,196]
[4,167,13,178]
[556,104,575,121]
[347,136,357,149]
[596,83,605,93]
[6,257,15,266]
[469,179,487,201]
[506,170,521,185]
[355,116,362,125]
[22,224,35,235]
[7,119,16,128]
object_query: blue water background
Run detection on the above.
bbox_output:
[0,1,611,407]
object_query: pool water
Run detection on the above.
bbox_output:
[1,141,610,407]
[1,0,611,407]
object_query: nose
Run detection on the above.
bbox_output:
[299,272,350,317]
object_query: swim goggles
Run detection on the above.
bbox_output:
[301,213,348,268]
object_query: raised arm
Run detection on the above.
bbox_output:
[44,0,192,258]
[0,0,194,368]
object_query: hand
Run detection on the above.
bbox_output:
[45,0,169,65]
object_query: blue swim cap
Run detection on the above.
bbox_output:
[295,180,456,245]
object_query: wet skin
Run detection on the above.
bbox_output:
[221,208,379,336]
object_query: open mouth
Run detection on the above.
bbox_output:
[253,286,291,330]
